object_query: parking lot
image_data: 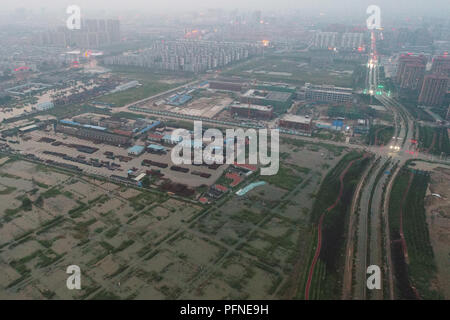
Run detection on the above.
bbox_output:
[13,129,228,188]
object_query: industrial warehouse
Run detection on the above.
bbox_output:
[240,89,293,112]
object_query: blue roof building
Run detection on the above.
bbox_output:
[147,144,166,151]
[127,145,145,155]
[60,120,81,126]
[138,121,161,135]
[162,134,183,144]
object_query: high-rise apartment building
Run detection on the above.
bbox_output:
[396,55,427,90]
[418,74,449,106]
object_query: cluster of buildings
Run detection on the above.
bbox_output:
[211,78,353,108]
[55,115,162,147]
[5,82,52,96]
[32,101,54,112]
[396,54,450,106]
[37,19,121,48]
[208,78,354,125]
[0,44,76,81]
[103,40,263,73]
[208,79,297,117]
[312,32,364,51]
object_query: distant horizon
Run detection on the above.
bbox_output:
[2,0,449,18]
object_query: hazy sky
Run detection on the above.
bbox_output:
[3,0,449,17]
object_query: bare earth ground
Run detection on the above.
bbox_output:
[0,141,343,299]
[425,167,450,299]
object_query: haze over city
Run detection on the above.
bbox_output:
[2,0,449,16]
[0,0,448,306]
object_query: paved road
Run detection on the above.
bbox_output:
[368,161,394,300]
[353,158,383,300]
[348,90,411,300]
[342,30,432,299]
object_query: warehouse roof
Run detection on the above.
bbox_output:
[19,124,39,132]
[242,89,292,102]
[281,114,312,124]
[230,103,273,112]
[147,144,166,151]
[127,145,145,155]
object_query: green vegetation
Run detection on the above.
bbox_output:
[0,186,16,195]
[328,104,378,120]
[33,180,50,189]
[37,216,65,235]
[281,136,345,156]
[388,169,441,299]
[21,197,32,211]
[0,95,13,106]
[357,94,382,106]
[418,125,450,155]
[231,209,266,225]
[314,129,345,143]
[222,54,353,87]
[129,192,166,211]
[307,151,371,299]
[91,290,121,300]
[96,69,193,107]
[3,195,34,221]
[429,106,448,120]
[46,104,111,120]
[105,226,120,239]
[41,186,62,199]
[261,165,303,190]
[366,125,395,146]
[400,100,435,122]
[68,202,89,218]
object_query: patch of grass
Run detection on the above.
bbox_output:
[0,186,16,195]
[41,187,62,199]
[261,165,303,190]
[389,169,441,299]
[418,125,450,155]
[105,226,120,239]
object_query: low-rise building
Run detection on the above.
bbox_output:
[56,121,130,146]
[127,145,145,156]
[279,114,313,132]
[240,89,293,111]
[230,103,273,120]
[147,144,167,154]
[303,83,353,103]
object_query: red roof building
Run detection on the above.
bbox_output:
[214,184,228,192]
[225,172,242,187]
[233,163,257,172]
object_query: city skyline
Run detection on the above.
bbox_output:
[2,0,449,17]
